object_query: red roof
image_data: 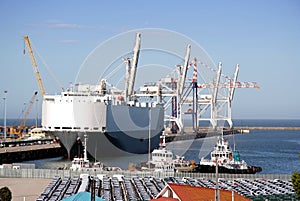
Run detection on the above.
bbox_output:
[150,198,179,201]
[152,183,251,201]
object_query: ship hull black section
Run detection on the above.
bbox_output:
[193,164,262,174]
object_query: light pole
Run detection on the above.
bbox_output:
[3,91,7,142]
[148,107,151,169]
[35,98,38,127]
[215,156,220,201]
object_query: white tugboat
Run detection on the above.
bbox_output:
[137,131,190,172]
[70,134,93,171]
[196,134,262,174]
[70,134,122,171]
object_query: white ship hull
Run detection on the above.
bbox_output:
[42,92,164,159]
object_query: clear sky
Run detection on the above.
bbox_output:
[0,0,299,119]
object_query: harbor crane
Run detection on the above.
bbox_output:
[23,36,46,97]
[125,32,141,101]
[8,91,38,137]
[157,56,259,132]
[20,91,38,128]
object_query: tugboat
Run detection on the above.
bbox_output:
[70,134,95,171]
[136,131,190,172]
[70,134,122,171]
[194,134,262,174]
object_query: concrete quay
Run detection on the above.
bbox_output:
[0,143,63,164]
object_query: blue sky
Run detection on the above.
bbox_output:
[0,0,299,119]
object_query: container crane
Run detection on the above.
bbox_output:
[23,36,46,97]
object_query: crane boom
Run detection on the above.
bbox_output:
[177,44,191,97]
[20,91,38,127]
[127,33,141,99]
[23,36,46,97]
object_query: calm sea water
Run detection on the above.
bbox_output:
[2,119,300,174]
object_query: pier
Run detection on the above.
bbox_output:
[164,126,300,142]
[0,143,63,164]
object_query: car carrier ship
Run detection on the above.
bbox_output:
[24,33,165,159]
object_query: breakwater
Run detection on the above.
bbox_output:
[234,126,300,130]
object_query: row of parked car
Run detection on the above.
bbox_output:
[37,174,296,201]
[36,176,81,201]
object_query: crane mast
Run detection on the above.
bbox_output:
[23,36,46,97]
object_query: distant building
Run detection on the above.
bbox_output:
[151,183,251,201]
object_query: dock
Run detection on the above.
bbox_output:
[164,126,300,142]
[165,128,238,142]
[0,143,63,164]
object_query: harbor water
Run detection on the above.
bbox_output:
[2,119,300,174]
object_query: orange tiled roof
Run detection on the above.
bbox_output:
[150,198,179,201]
[155,183,251,201]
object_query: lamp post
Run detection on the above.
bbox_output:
[148,107,151,169]
[215,156,220,201]
[35,98,38,127]
[3,90,7,142]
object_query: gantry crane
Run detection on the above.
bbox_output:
[157,56,259,132]
[23,36,46,97]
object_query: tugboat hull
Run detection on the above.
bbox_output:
[194,164,262,174]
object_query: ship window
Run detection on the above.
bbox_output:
[45,98,54,101]
[54,127,60,129]
[93,127,99,130]
[84,127,89,130]
[62,127,72,129]
[73,127,80,129]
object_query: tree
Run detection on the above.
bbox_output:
[292,171,300,197]
[0,186,12,201]
[291,153,300,198]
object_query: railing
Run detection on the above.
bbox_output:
[0,168,292,181]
